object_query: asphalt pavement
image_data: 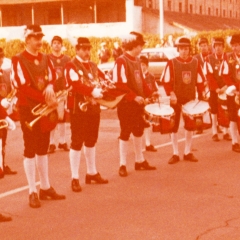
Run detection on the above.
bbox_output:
[1,104,240,240]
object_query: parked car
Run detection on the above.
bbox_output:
[98,47,179,83]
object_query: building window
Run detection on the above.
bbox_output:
[223,9,226,17]
[179,2,182,12]
[230,10,232,17]
[208,7,211,15]
[199,5,202,14]
[168,1,171,11]
[236,12,238,18]
[148,0,152,8]
[216,8,218,16]
[190,4,193,14]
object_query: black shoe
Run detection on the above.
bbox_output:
[29,192,41,208]
[145,144,157,152]
[168,155,180,164]
[196,129,203,134]
[223,133,232,141]
[85,173,108,184]
[119,165,128,177]
[212,134,220,142]
[58,143,69,151]
[4,165,17,175]
[71,179,82,192]
[39,187,66,200]
[232,143,240,153]
[0,214,12,222]
[183,153,198,162]
[135,160,156,170]
[0,168,4,179]
[48,144,56,153]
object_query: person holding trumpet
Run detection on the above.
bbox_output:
[11,25,65,208]
[204,37,231,142]
[220,34,240,152]
[64,37,108,192]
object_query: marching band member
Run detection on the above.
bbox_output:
[65,37,108,193]
[11,25,65,208]
[140,55,158,152]
[48,36,71,153]
[162,37,205,164]
[112,31,156,177]
[221,34,240,152]
[204,37,231,142]
[0,47,17,177]
[194,37,210,134]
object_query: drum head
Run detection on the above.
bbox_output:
[182,100,209,115]
[218,92,227,101]
[144,103,174,117]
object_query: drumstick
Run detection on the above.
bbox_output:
[192,100,200,109]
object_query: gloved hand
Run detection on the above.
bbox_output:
[5,116,16,131]
[91,88,103,99]
[1,98,10,109]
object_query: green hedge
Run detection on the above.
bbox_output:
[1,29,240,64]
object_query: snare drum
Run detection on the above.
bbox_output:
[144,103,175,134]
[182,100,210,131]
[217,104,230,128]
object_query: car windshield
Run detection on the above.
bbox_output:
[140,52,168,62]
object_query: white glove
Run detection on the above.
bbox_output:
[1,98,10,109]
[91,88,103,99]
[226,85,236,96]
[5,116,16,131]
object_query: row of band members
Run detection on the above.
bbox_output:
[0,25,239,221]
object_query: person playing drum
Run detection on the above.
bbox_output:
[203,37,231,142]
[194,37,210,134]
[220,34,240,152]
[112,31,157,177]
[162,37,206,164]
[140,55,158,152]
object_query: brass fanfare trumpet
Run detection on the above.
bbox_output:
[79,77,116,112]
[25,87,72,130]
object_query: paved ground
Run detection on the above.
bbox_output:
[1,105,240,240]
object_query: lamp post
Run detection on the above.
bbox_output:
[159,0,164,40]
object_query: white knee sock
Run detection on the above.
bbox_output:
[223,127,228,135]
[0,139,2,169]
[230,121,239,145]
[144,127,151,146]
[119,139,128,166]
[69,149,81,179]
[58,123,66,144]
[184,130,193,155]
[23,157,37,194]
[211,114,218,135]
[50,128,55,145]
[84,146,97,175]
[36,155,50,190]
[170,132,179,155]
[133,136,144,163]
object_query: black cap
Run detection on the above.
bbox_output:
[51,36,63,44]
[213,37,224,46]
[24,25,44,38]
[0,48,4,58]
[76,37,91,48]
[130,31,146,46]
[198,37,208,45]
[230,34,240,44]
[140,55,149,66]
[175,37,191,47]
